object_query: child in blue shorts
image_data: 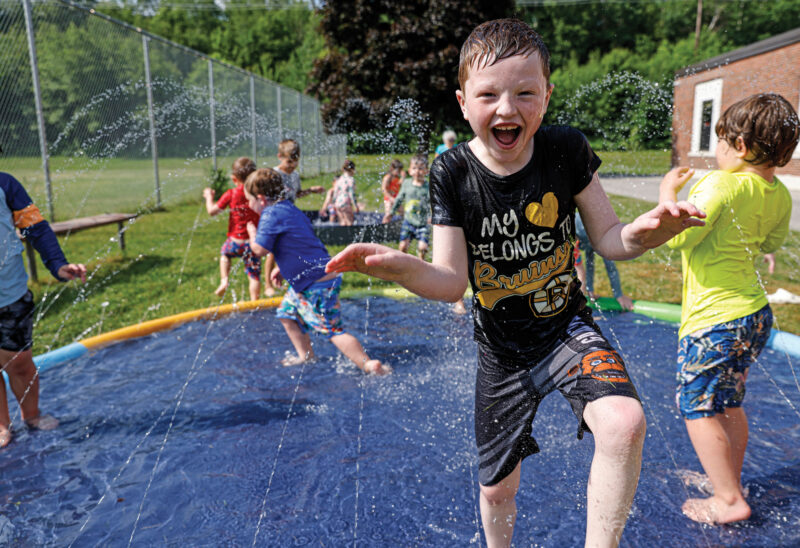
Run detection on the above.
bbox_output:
[1,171,86,448]
[383,154,431,261]
[243,168,390,375]
[660,93,798,525]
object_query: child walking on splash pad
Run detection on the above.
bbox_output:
[660,93,798,525]
[203,157,262,301]
[243,168,389,375]
[1,169,86,448]
[327,18,705,547]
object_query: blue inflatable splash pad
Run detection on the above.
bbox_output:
[1,298,798,546]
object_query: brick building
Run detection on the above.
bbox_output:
[672,27,800,188]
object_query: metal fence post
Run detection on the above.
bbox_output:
[249,75,257,163]
[208,60,217,171]
[315,108,322,176]
[276,86,283,141]
[297,93,303,173]
[142,35,161,208]
[22,0,54,221]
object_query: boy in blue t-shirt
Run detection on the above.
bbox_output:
[243,168,389,375]
[1,171,86,448]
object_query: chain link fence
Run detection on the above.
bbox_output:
[0,0,345,221]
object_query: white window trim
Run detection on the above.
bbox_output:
[689,78,723,158]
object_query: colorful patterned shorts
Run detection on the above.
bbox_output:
[0,290,34,352]
[220,238,261,279]
[276,276,344,338]
[399,220,429,244]
[676,305,772,419]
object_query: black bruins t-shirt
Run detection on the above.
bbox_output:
[430,126,601,362]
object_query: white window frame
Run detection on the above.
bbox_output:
[689,78,723,158]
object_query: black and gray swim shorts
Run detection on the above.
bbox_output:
[0,290,35,352]
[475,307,640,486]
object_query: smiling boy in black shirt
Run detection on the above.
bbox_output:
[327,18,704,547]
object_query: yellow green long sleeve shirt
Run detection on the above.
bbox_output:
[667,170,791,339]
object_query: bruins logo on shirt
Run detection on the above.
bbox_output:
[528,273,571,317]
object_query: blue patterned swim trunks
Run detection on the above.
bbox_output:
[676,305,772,419]
[220,238,261,279]
[276,276,344,338]
[399,220,429,244]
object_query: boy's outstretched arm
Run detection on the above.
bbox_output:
[576,173,706,261]
[326,225,468,302]
[203,188,222,216]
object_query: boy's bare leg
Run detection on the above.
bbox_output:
[215,255,231,296]
[682,413,751,524]
[417,242,428,261]
[329,333,389,374]
[248,276,261,301]
[398,239,410,254]
[0,349,58,442]
[582,395,646,548]
[719,407,748,487]
[0,371,11,447]
[279,318,314,365]
[479,461,520,548]
[263,254,277,297]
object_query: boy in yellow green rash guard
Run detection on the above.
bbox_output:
[659,93,799,526]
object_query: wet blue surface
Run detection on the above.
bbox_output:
[1,298,798,546]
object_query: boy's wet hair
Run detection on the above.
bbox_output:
[390,159,404,171]
[244,168,284,201]
[410,154,428,169]
[278,139,300,160]
[342,159,356,172]
[459,18,550,90]
[716,93,800,167]
[232,157,256,182]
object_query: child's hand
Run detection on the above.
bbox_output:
[326,243,415,283]
[624,201,706,250]
[270,266,284,287]
[58,263,87,283]
[659,167,694,203]
[382,214,392,224]
[202,187,214,200]
[309,186,325,194]
[246,221,257,240]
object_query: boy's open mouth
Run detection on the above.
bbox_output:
[492,125,521,148]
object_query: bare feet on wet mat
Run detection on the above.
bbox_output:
[281,354,316,367]
[25,414,59,431]
[0,425,11,448]
[681,495,751,525]
[364,360,392,375]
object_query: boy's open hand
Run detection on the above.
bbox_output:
[58,263,87,283]
[202,187,214,200]
[326,243,413,283]
[625,201,706,250]
[659,167,694,203]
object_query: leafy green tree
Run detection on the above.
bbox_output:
[308,0,516,148]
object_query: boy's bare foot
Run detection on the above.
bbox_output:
[0,426,11,448]
[677,470,749,498]
[214,279,228,297]
[25,414,59,430]
[681,496,751,524]
[264,286,277,298]
[364,359,391,375]
[453,300,468,315]
[281,354,315,367]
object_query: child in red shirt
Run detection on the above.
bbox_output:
[203,157,262,301]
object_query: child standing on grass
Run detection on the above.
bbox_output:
[1,170,86,448]
[382,154,431,261]
[660,93,798,525]
[331,159,359,226]
[380,159,405,217]
[266,139,325,296]
[243,168,389,375]
[326,19,704,547]
[203,157,262,301]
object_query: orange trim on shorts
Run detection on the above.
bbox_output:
[13,204,45,229]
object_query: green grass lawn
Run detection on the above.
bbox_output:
[16,151,800,354]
